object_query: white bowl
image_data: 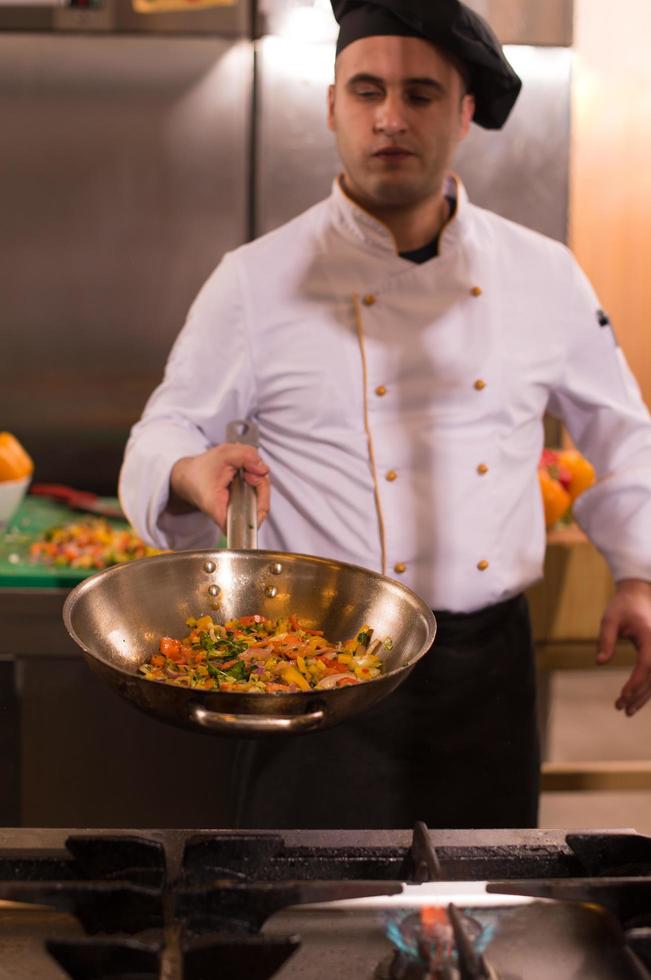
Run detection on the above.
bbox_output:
[0,476,31,530]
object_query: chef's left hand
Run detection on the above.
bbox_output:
[596,578,651,715]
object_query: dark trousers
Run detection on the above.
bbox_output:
[232,593,540,829]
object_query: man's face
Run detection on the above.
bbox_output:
[327,35,475,210]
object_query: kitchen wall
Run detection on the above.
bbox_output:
[569,0,651,410]
[0,0,573,492]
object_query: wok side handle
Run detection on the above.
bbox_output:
[225,419,259,551]
[189,703,326,735]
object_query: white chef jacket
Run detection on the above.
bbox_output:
[119,176,651,613]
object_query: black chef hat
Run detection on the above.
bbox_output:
[331,0,521,130]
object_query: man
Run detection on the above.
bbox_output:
[120,0,651,829]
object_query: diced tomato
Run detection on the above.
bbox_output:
[316,657,347,675]
[220,658,239,669]
[336,677,359,687]
[178,645,193,664]
[238,615,268,626]
[273,633,303,646]
[276,648,300,660]
[159,637,182,659]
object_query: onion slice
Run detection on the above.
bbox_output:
[315,672,357,690]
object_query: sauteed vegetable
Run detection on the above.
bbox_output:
[139,613,389,693]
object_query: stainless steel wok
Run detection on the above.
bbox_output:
[63,422,436,736]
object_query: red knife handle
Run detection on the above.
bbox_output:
[30,484,97,507]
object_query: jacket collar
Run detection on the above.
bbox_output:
[329,173,469,258]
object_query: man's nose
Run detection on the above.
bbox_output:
[373,93,407,136]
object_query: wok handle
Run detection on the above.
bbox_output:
[225,419,259,551]
[189,703,326,734]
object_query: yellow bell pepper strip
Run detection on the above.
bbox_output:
[0,432,33,481]
[279,665,311,691]
[195,615,214,630]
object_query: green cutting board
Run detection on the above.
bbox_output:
[0,496,131,589]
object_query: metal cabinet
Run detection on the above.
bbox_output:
[0,591,243,827]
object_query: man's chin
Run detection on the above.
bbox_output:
[364,178,430,209]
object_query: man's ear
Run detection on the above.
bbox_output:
[327,83,336,132]
[458,92,475,141]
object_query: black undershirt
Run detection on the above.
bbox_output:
[399,195,457,264]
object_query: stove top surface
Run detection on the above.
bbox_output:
[0,825,649,980]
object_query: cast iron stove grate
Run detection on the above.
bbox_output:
[1,826,651,978]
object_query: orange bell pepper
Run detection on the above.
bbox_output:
[0,432,33,481]
[556,449,596,501]
[538,469,571,529]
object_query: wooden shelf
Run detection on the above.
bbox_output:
[536,640,634,671]
[542,760,651,792]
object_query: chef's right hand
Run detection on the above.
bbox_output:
[169,444,270,532]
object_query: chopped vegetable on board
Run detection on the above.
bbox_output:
[29,518,160,570]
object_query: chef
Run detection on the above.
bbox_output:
[119,0,651,829]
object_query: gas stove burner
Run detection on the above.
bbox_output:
[376,902,506,980]
[376,950,505,980]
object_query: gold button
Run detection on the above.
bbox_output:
[385,470,397,482]
[362,293,377,306]
[470,286,482,297]
[394,562,407,574]
[477,559,489,571]
[477,463,489,475]
[375,385,387,397]
[473,379,487,391]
